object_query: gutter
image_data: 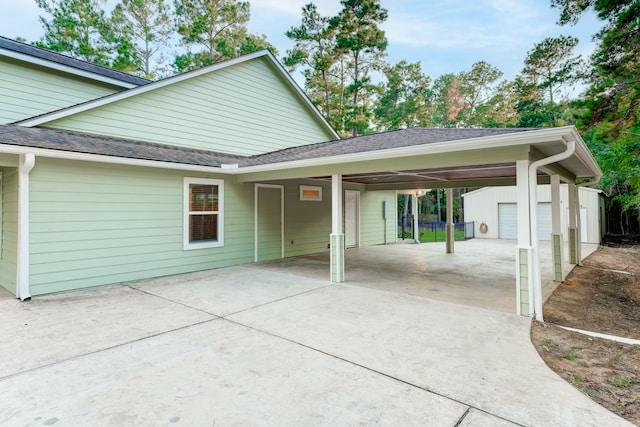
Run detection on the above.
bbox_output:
[528,137,576,322]
[16,153,35,301]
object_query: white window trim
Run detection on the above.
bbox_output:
[183,177,224,250]
[299,185,323,201]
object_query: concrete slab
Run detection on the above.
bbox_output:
[0,285,213,378]
[0,241,624,426]
[251,240,598,314]
[0,318,467,426]
[228,283,629,426]
[459,409,520,426]
[129,266,329,316]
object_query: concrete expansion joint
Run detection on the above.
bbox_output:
[453,408,470,426]
[223,317,522,427]
[0,318,217,383]
[219,284,331,318]
[126,285,222,318]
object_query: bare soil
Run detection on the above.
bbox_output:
[531,245,640,425]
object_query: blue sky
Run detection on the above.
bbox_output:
[2,0,601,86]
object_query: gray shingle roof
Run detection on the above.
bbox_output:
[0,36,150,87]
[241,127,536,166]
[0,126,538,169]
[0,125,242,167]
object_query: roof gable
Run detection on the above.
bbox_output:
[17,51,339,156]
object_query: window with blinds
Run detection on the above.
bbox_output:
[183,178,224,250]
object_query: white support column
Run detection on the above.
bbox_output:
[412,194,420,244]
[550,175,563,281]
[445,188,454,253]
[16,153,35,301]
[330,174,345,282]
[568,182,578,265]
[575,185,583,265]
[515,160,533,316]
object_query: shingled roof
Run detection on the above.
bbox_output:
[0,36,150,87]
[240,127,536,166]
[0,126,541,170]
[0,125,242,167]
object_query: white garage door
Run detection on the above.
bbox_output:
[498,203,552,241]
[498,203,517,239]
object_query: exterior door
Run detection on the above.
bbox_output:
[255,184,283,261]
[345,190,360,248]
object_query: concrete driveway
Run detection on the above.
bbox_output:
[0,242,626,426]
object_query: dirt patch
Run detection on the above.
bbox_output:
[531,245,640,425]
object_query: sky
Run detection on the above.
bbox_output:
[1,0,602,88]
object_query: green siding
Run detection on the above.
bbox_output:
[282,180,332,256]
[0,168,18,294]
[28,158,254,295]
[44,57,335,155]
[360,190,397,246]
[257,186,282,261]
[0,58,122,124]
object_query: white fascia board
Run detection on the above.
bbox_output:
[0,144,232,174]
[1,49,138,89]
[231,127,579,175]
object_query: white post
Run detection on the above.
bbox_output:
[412,193,420,244]
[550,175,563,281]
[515,160,533,316]
[16,153,35,301]
[568,182,578,264]
[445,188,454,253]
[576,186,583,265]
[330,174,345,282]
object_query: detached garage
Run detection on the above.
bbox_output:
[464,185,604,244]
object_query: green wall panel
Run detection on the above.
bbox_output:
[44,57,335,155]
[0,58,122,124]
[27,158,254,295]
[360,190,396,246]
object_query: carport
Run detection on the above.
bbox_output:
[233,126,602,320]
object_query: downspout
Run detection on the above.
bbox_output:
[529,138,576,322]
[16,153,35,301]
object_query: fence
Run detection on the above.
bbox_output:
[398,220,475,242]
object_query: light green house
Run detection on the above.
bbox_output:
[0,37,602,320]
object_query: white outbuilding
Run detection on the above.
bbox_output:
[462,185,605,244]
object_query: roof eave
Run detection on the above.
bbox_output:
[235,126,585,174]
[0,47,142,89]
[0,143,232,174]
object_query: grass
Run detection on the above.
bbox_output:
[398,230,466,242]
[564,352,577,361]
[612,377,633,388]
[541,338,559,348]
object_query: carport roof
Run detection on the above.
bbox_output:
[240,127,535,166]
[0,124,601,188]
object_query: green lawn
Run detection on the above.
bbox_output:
[398,230,466,242]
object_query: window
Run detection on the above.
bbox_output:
[299,185,322,201]
[184,177,223,250]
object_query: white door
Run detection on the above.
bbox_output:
[345,190,360,248]
[498,203,552,241]
[255,184,284,262]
